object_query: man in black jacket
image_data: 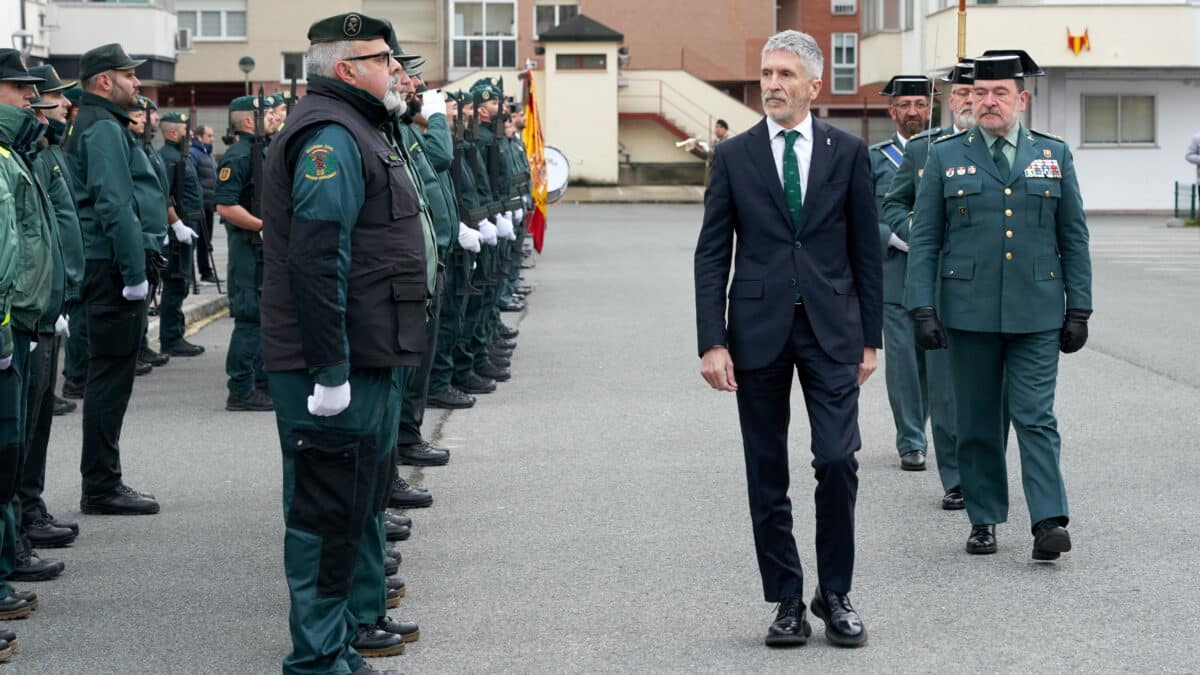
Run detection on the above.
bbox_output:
[188,124,218,283]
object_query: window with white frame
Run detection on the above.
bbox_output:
[281,53,306,83]
[535,3,579,37]
[451,0,517,70]
[177,0,247,41]
[831,34,857,94]
[832,0,857,15]
[861,0,903,36]
[1082,95,1155,145]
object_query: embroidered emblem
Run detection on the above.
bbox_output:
[945,168,954,178]
[967,166,976,175]
[302,144,337,181]
[218,166,232,181]
[956,167,966,176]
[344,14,362,37]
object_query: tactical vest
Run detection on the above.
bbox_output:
[260,85,428,371]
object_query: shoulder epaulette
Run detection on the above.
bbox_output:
[933,129,967,144]
[868,139,895,150]
[910,126,942,142]
[1029,128,1064,142]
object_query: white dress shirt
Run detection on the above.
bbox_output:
[765,112,813,205]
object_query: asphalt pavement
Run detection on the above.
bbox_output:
[14,206,1200,673]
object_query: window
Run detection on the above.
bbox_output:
[177,1,247,41]
[281,52,306,83]
[535,3,578,37]
[831,34,857,94]
[1082,95,1155,145]
[861,0,904,35]
[832,0,856,15]
[451,0,517,69]
[556,53,606,70]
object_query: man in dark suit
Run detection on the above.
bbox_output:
[694,30,882,649]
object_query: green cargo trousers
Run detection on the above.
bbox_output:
[226,229,265,396]
[0,329,33,597]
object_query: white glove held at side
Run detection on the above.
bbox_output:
[122,280,150,301]
[479,219,498,246]
[307,382,351,417]
[171,220,198,244]
[888,232,910,253]
[496,213,515,240]
[514,208,525,223]
[55,314,69,337]
[458,223,482,253]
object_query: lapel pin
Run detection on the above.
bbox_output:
[956,167,966,176]
[967,166,976,175]
[1043,149,1052,158]
[826,137,831,146]
[946,168,954,178]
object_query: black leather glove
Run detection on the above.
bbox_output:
[145,250,168,286]
[910,307,947,350]
[1059,308,1092,354]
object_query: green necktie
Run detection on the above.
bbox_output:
[991,137,1011,179]
[782,130,803,227]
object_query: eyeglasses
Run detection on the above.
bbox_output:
[341,50,394,67]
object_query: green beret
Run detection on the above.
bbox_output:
[229,95,261,112]
[261,94,278,108]
[137,95,157,111]
[79,43,145,81]
[160,111,190,124]
[307,12,394,44]
[470,78,499,101]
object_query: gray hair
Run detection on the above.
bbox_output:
[305,40,360,79]
[761,30,824,81]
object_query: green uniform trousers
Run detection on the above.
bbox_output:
[159,240,193,350]
[0,330,33,596]
[924,346,959,492]
[18,331,59,526]
[396,268,443,447]
[453,246,496,382]
[429,249,472,395]
[270,366,407,675]
[226,230,265,396]
[63,300,88,382]
[947,328,1068,529]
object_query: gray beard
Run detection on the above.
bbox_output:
[383,89,407,115]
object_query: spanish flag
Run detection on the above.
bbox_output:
[521,69,548,253]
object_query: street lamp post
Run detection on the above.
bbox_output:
[238,56,255,95]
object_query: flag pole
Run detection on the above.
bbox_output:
[957,0,967,61]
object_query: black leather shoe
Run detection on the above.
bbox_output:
[516,284,534,296]
[0,594,32,621]
[426,386,475,409]
[454,373,496,394]
[61,378,85,399]
[352,625,405,657]
[1032,519,1071,561]
[499,325,519,339]
[493,338,517,351]
[138,348,169,367]
[396,441,450,467]
[377,616,420,643]
[765,596,811,647]
[385,586,402,609]
[387,576,406,598]
[0,626,15,643]
[81,484,160,515]
[810,587,867,647]
[487,347,514,363]
[226,389,274,411]
[385,521,411,542]
[23,517,76,547]
[389,477,433,509]
[488,354,512,369]
[47,512,79,535]
[134,360,153,376]
[52,395,76,416]
[12,544,64,582]
[941,487,965,510]
[8,589,37,610]
[385,546,401,562]
[900,450,927,471]
[966,524,997,554]
[352,663,402,675]
[499,300,525,312]
[163,340,205,357]
[384,512,412,529]
[476,362,510,382]
[384,555,399,577]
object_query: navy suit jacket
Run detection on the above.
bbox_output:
[694,116,883,369]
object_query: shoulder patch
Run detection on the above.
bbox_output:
[1030,128,1064,142]
[218,166,232,182]
[301,144,338,181]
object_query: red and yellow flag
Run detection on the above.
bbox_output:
[521,69,548,253]
[1067,27,1090,56]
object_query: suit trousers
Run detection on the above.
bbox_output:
[734,307,861,601]
[946,329,1068,529]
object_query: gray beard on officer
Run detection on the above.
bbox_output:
[382,74,406,115]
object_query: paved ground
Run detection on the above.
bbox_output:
[13,207,1199,673]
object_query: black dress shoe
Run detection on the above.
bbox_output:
[52,395,76,416]
[377,616,420,643]
[61,378,85,399]
[488,354,512,369]
[1032,519,1071,561]
[516,284,534,295]
[396,441,450,467]
[387,576,406,597]
[384,512,412,529]
[352,625,405,657]
[476,362,510,382]
[499,325,519,339]
[0,626,17,642]
[389,477,433,509]
[385,521,411,542]
[134,360,153,376]
[493,338,517,351]
[385,586,402,609]
[138,348,169,367]
[454,373,496,394]
[385,546,401,562]
[47,512,80,535]
[12,545,64,582]
[8,589,37,610]
[163,340,205,357]
[352,663,402,675]
[900,450,927,471]
[810,587,867,647]
[499,300,525,312]
[384,555,399,577]
[0,594,32,621]
[487,347,514,362]
[426,386,475,409]
[81,484,160,515]
[23,517,76,547]
[226,389,274,411]
[941,487,965,510]
[966,524,997,554]
[765,596,811,647]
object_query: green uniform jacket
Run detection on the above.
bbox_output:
[0,106,55,338]
[29,140,67,333]
[878,127,942,305]
[510,136,531,199]
[159,140,205,230]
[63,92,148,286]
[400,122,453,253]
[469,126,499,213]
[135,143,168,253]
[215,135,256,212]
[422,113,460,235]
[905,126,1093,332]
[34,130,84,305]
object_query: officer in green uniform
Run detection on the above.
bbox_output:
[905,51,1093,560]
[64,43,160,515]
[215,94,272,412]
[260,14,426,673]
[869,75,936,473]
[881,61,977,509]
[157,111,204,356]
[500,107,532,312]
[130,96,172,370]
[60,80,90,398]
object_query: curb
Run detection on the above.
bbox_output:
[146,294,230,347]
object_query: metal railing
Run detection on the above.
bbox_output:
[618,77,715,146]
[1174,182,1198,220]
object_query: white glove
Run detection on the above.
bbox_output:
[458,222,482,253]
[496,213,515,241]
[514,208,525,223]
[55,314,69,337]
[888,232,910,253]
[122,280,150,301]
[421,90,446,118]
[162,233,169,246]
[478,219,498,246]
[307,381,351,417]
[29,341,37,353]
[0,355,10,370]
[170,219,198,244]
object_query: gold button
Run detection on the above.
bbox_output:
[1005,252,1013,261]
[1004,188,1012,196]
[957,189,964,197]
[1044,190,1051,197]
[1004,209,1013,217]
[1005,230,1013,238]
